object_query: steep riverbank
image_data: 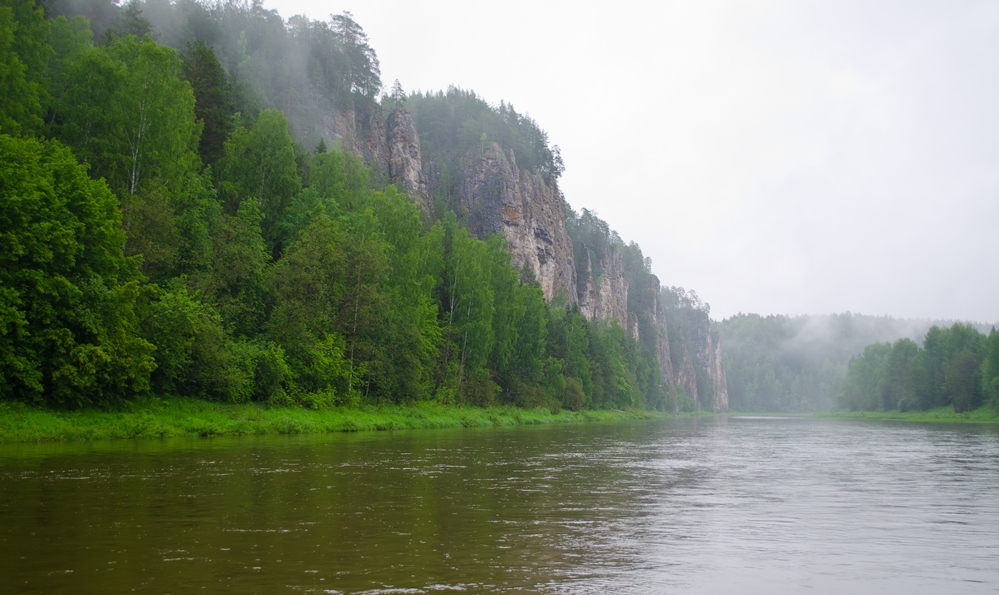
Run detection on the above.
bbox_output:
[0,399,665,443]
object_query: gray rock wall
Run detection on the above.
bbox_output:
[577,245,631,336]
[459,143,577,302]
[317,107,389,173]
[386,109,428,208]
[709,334,730,412]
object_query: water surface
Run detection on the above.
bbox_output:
[1,417,997,593]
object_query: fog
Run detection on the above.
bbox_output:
[262,0,999,324]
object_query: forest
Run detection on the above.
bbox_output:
[0,0,701,413]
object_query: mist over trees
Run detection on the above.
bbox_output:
[716,313,997,412]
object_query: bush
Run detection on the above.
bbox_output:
[677,387,697,413]
[459,368,500,407]
[561,377,585,412]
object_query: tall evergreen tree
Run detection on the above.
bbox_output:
[181,39,234,169]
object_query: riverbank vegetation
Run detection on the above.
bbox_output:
[0,398,663,443]
[0,0,684,418]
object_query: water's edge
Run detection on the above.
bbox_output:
[0,397,670,443]
[5,396,997,445]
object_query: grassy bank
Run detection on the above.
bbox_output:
[817,405,999,424]
[0,398,667,443]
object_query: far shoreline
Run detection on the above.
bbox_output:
[726,406,999,424]
[813,406,999,424]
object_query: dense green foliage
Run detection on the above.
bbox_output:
[0,135,154,407]
[716,314,849,411]
[1,0,670,415]
[46,0,383,144]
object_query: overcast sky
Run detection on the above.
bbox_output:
[265,0,998,323]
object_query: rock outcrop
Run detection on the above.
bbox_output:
[318,107,389,173]
[649,279,677,410]
[385,109,428,207]
[676,343,700,408]
[667,309,731,413]
[708,333,730,412]
[577,245,631,336]
[458,143,577,302]
[318,107,427,208]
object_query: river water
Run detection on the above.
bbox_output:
[1,417,997,594]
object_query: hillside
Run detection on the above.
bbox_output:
[1,0,728,412]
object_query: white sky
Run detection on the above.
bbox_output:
[265,0,999,323]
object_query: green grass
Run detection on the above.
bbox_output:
[0,398,667,443]
[817,405,999,424]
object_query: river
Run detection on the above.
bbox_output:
[1,417,997,593]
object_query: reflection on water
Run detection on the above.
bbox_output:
[1,417,997,593]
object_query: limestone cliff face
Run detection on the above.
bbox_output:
[458,143,577,302]
[385,109,428,207]
[449,139,726,409]
[647,278,677,410]
[708,333,730,412]
[318,107,389,173]
[676,342,700,408]
[669,313,731,413]
[577,246,630,335]
[318,107,427,207]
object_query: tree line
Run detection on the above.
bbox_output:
[841,323,999,413]
[0,0,679,412]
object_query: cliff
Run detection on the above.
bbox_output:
[644,274,678,412]
[663,296,731,412]
[708,333,730,412]
[385,109,428,209]
[458,143,578,302]
[318,107,389,174]
[321,103,727,411]
[318,106,428,208]
[577,245,631,336]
